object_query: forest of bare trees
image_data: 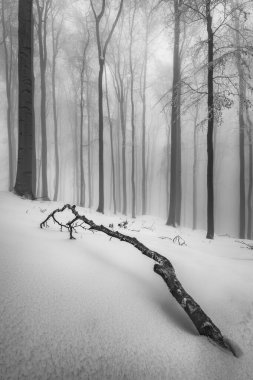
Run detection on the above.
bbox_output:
[1,0,253,239]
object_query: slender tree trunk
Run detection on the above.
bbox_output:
[193,109,198,230]
[117,105,121,212]
[105,67,116,214]
[74,96,80,205]
[97,59,105,212]
[80,66,85,207]
[175,70,182,225]
[246,110,252,239]
[129,4,136,218]
[236,39,246,238]
[167,0,181,227]
[2,0,14,190]
[86,79,92,209]
[120,90,127,215]
[247,133,252,240]
[36,2,49,199]
[51,15,60,201]
[141,26,148,215]
[130,60,136,218]
[15,0,36,198]
[206,0,214,239]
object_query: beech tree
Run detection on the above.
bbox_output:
[1,0,17,190]
[90,0,124,214]
[166,0,182,228]
[14,0,36,198]
[35,0,51,200]
[50,1,63,201]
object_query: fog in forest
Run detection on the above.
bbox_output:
[0,0,252,239]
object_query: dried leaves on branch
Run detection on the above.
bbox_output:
[40,204,237,357]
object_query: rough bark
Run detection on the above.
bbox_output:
[14,0,36,199]
[246,109,252,239]
[40,205,237,357]
[206,0,214,239]
[167,0,181,227]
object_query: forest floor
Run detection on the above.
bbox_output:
[1,191,253,380]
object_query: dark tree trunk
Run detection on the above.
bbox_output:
[206,0,214,239]
[14,0,36,199]
[246,110,252,239]
[175,71,182,225]
[97,59,105,212]
[105,67,116,214]
[86,79,92,209]
[36,0,49,200]
[193,107,199,230]
[80,67,85,207]
[117,106,122,212]
[167,0,181,227]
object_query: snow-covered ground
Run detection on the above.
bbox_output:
[1,191,253,380]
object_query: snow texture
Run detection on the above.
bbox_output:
[0,192,253,379]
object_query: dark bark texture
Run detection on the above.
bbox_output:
[206,0,214,239]
[14,0,36,199]
[167,0,181,227]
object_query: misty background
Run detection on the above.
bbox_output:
[0,0,251,238]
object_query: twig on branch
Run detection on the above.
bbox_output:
[40,204,237,357]
[235,240,253,250]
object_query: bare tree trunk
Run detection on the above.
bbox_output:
[235,29,245,238]
[175,71,182,225]
[51,12,60,201]
[206,0,214,239]
[246,109,252,239]
[167,0,181,227]
[141,24,148,215]
[36,0,50,200]
[80,70,85,207]
[105,67,116,214]
[129,3,136,218]
[15,0,36,198]
[90,0,123,214]
[120,88,127,215]
[117,105,121,212]
[86,77,92,209]
[1,0,15,190]
[193,106,199,230]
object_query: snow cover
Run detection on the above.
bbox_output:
[1,191,253,380]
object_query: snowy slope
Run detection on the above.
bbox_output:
[0,192,253,380]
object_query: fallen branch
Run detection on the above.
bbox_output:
[40,204,237,357]
[235,240,253,250]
